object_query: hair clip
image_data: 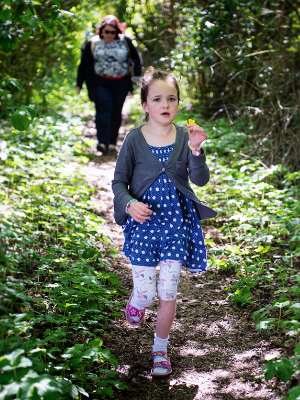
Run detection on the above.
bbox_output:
[132,76,142,85]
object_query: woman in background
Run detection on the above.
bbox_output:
[76,15,142,153]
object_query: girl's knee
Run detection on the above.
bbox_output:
[157,290,178,302]
[141,296,156,308]
[133,286,156,308]
[157,260,182,301]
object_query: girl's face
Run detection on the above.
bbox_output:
[142,79,179,126]
[102,24,117,43]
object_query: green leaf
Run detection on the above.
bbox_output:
[20,375,63,399]
[99,386,114,396]
[276,359,293,382]
[57,20,68,33]
[59,10,74,16]
[53,0,61,7]
[295,344,300,355]
[282,386,300,400]
[77,386,89,397]
[3,79,22,91]
[20,106,36,119]
[22,31,31,41]
[62,344,84,357]
[114,381,127,390]
[263,361,276,381]
[82,248,96,259]
[69,356,81,367]
[27,4,36,15]
[11,112,31,131]
[101,349,118,368]
[290,303,300,310]
[40,23,53,35]
[0,381,21,398]
[69,385,79,398]
[101,369,117,377]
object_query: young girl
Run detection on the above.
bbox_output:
[112,67,217,377]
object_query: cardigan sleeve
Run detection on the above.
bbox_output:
[188,149,210,187]
[112,136,136,224]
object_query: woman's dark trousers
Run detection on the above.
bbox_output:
[94,75,129,148]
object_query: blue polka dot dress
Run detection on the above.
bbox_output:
[122,144,207,273]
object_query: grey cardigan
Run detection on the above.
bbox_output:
[112,125,217,225]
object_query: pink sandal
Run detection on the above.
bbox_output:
[125,292,145,326]
[151,351,172,377]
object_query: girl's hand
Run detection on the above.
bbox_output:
[128,201,151,223]
[187,124,208,148]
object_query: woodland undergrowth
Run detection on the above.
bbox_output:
[176,111,300,400]
[0,110,126,399]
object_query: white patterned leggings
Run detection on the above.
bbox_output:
[131,260,182,308]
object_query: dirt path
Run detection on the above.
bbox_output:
[81,113,285,400]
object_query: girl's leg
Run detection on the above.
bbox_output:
[152,260,182,375]
[156,298,177,339]
[128,265,156,323]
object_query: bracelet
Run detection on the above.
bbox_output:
[188,140,202,156]
[125,199,138,214]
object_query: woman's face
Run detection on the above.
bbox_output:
[102,24,117,43]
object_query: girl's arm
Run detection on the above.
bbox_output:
[112,139,134,214]
[126,201,151,223]
[187,124,210,187]
[188,124,207,154]
[112,137,151,224]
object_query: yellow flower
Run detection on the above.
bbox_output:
[186,118,196,125]
[185,118,196,134]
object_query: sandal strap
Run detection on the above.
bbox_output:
[152,360,171,369]
[127,303,145,318]
[151,351,168,359]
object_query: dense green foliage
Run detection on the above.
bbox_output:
[0,108,126,399]
[1,0,299,169]
[1,0,73,126]
[119,0,300,170]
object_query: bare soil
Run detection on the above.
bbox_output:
[80,112,287,400]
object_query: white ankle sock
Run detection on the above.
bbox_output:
[152,333,169,375]
[152,333,169,353]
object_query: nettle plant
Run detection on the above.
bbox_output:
[0,113,126,398]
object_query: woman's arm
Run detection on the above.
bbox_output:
[76,41,94,89]
[124,36,142,76]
